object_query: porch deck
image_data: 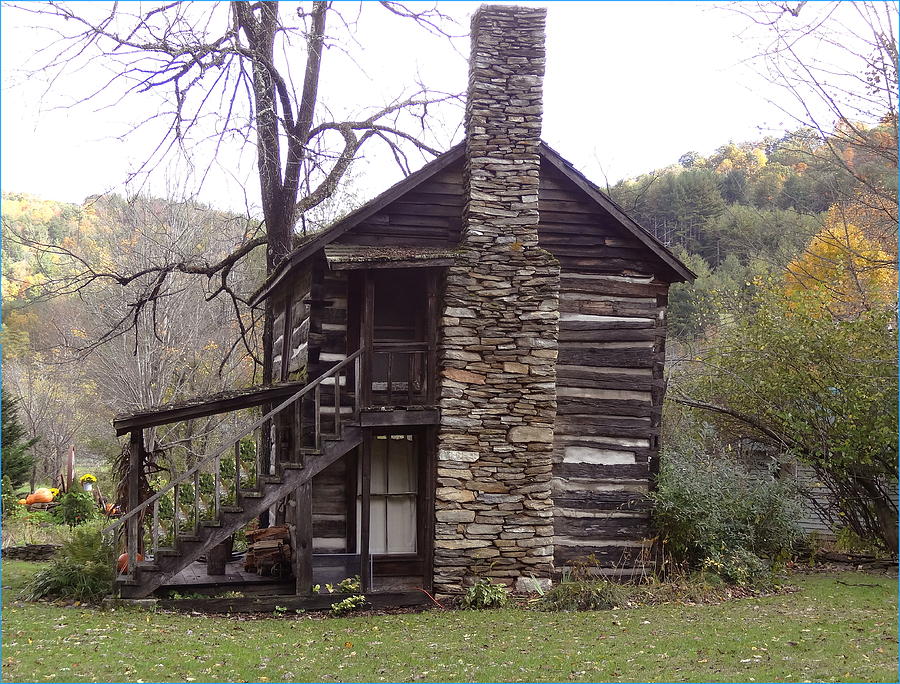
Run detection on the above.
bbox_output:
[161,559,293,595]
[156,556,426,596]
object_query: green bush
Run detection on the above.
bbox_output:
[330,594,367,616]
[52,491,97,527]
[539,579,629,612]
[2,475,21,519]
[23,509,57,525]
[650,449,802,584]
[23,523,116,602]
[460,579,510,609]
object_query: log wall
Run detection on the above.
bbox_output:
[334,163,463,248]
[308,259,351,552]
[271,269,312,383]
[538,161,670,571]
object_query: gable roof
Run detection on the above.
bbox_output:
[538,142,695,282]
[250,144,465,305]
[250,142,693,305]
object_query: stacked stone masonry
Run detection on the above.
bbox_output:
[435,6,560,595]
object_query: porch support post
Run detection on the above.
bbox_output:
[126,430,143,574]
[422,426,437,593]
[359,431,372,592]
[425,270,439,405]
[361,271,374,408]
[292,483,313,595]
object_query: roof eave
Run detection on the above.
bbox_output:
[538,142,697,283]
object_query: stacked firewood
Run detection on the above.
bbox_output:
[244,526,293,577]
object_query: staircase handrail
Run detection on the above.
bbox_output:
[103,349,364,537]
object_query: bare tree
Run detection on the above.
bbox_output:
[730,1,898,222]
[3,356,91,487]
[8,1,461,383]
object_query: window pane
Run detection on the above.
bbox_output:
[370,437,388,494]
[386,495,417,553]
[387,436,416,494]
[358,433,419,555]
[369,497,387,555]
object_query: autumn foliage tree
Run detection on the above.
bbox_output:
[785,203,898,317]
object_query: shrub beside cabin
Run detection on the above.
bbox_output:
[112,5,693,602]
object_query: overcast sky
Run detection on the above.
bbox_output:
[0,1,848,213]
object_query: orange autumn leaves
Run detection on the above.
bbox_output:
[785,199,897,317]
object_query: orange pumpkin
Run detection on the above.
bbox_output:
[27,488,54,505]
[117,552,144,573]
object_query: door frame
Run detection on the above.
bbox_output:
[344,426,436,592]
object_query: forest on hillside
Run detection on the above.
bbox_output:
[1,194,264,485]
[609,117,897,552]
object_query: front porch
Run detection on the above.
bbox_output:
[109,353,440,600]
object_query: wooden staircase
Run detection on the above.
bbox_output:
[118,427,361,598]
[108,351,363,600]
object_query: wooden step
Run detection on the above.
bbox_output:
[220,505,244,513]
[156,548,181,557]
[239,490,263,499]
[260,475,283,485]
[177,534,202,543]
[200,520,222,528]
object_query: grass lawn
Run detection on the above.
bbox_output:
[1,560,896,683]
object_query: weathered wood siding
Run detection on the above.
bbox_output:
[312,459,349,552]
[307,259,352,552]
[333,162,464,248]
[271,269,312,383]
[308,258,350,377]
[539,161,670,570]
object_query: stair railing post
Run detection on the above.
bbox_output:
[234,442,241,496]
[292,396,303,464]
[193,470,200,533]
[151,500,160,558]
[354,352,362,421]
[314,385,321,452]
[407,351,414,405]
[334,368,342,438]
[386,351,393,406]
[173,484,180,540]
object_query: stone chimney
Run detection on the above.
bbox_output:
[434,5,559,596]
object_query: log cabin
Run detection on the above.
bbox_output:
[110,4,694,604]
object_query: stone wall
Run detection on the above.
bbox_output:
[2,544,61,561]
[434,5,559,595]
